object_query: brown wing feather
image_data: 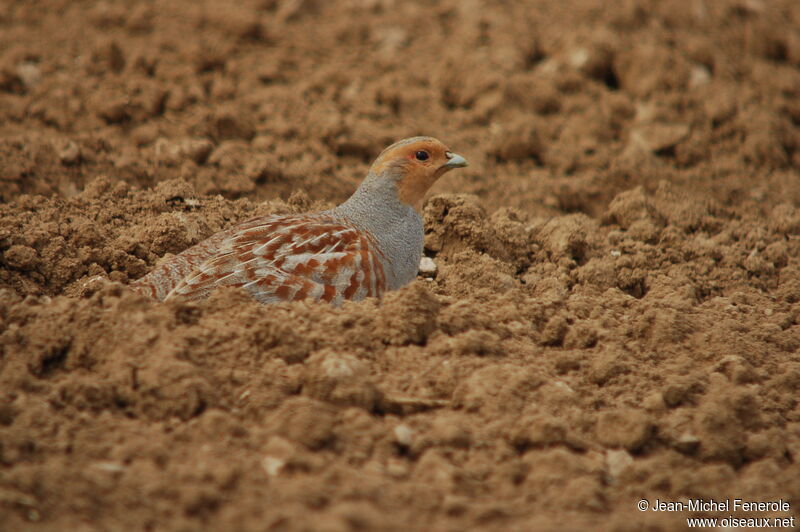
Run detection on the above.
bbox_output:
[131,214,387,305]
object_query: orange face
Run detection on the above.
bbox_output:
[371,137,468,210]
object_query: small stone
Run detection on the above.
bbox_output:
[689,64,711,88]
[393,424,414,447]
[58,141,82,165]
[418,257,437,276]
[91,461,126,473]
[261,456,285,477]
[605,449,633,481]
[629,123,690,153]
[675,433,700,454]
[16,62,41,89]
[567,44,614,83]
[262,436,295,477]
[568,48,590,69]
[302,350,381,410]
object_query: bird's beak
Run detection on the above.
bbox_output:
[443,152,468,169]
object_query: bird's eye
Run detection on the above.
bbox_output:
[415,150,429,161]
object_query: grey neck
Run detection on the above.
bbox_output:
[329,172,424,289]
[331,173,412,231]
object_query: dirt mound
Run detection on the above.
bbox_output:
[2,0,800,530]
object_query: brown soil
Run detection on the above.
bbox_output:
[2,0,800,530]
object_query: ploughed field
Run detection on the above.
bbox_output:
[1,0,799,529]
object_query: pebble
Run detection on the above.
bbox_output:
[419,257,437,276]
[675,433,700,454]
[58,141,82,165]
[16,62,42,89]
[689,64,711,88]
[629,123,690,153]
[605,449,633,481]
[393,424,414,447]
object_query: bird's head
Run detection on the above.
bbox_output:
[368,136,468,211]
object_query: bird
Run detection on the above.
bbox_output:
[130,136,468,305]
